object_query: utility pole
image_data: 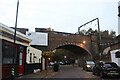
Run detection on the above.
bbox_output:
[12,0,19,79]
[14,0,19,43]
[97,18,102,60]
[78,18,102,60]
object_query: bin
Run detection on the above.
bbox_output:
[53,62,59,72]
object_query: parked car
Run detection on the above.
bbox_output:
[59,61,65,65]
[49,62,54,66]
[92,61,120,78]
[82,60,95,71]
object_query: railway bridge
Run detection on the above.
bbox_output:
[43,31,99,60]
[16,28,100,60]
[15,27,112,61]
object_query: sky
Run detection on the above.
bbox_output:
[0,0,120,35]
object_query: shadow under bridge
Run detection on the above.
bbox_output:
[55,44,92,62]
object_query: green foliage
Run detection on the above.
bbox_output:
[52,49,64,61]
[42,51,52,58]
[110,30,116,37]
[79,28,98,35]
[79,29,87,35]
[78,28,116,37]
[42,50,65,61]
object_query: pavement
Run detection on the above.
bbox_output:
[16,66,57,79]
[16,65,76,79]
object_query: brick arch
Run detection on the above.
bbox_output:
[47,32,98,58]
[52,43,92,58]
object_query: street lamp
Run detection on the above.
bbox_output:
[48,58,51,61]
[14,0,19,43]
[83,41,86,44]
[64,56,66,59]
[12,0,19,79]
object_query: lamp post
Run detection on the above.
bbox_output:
[14,0,19,43]
[12,0,19,79]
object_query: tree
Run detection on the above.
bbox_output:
[79,29,87,35]
[42,51,52,59]
[78,28,98,36]
[110,30,116,38]
[78,28,116,37]
[86,28,94,35]
[52,49,64,61]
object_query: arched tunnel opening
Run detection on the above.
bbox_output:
[52,44,92,66]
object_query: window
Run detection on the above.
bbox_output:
[118,6,120,17]
[33,53,35,63]
[30,53,32,63]
[2,43,17,64]
[86,61,95,64]
[19,52,22,65]
[39,59,41,63]
[115,51,120,58]
[104,63,118,68]
[3,58,13,64]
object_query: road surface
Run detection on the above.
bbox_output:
[50,65,99,78]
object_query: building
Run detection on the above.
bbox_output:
[118,1,120,35]
[10,27,29,35]
[0,23,46,79]
[0,23,31,79]
[109,2,120,66]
